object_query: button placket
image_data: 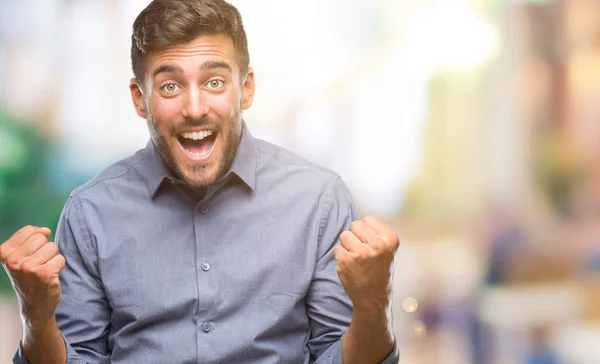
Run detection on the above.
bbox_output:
[194,200,216,346]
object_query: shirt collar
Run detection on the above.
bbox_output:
[143,139,174,198]
[227,121,257,190]
[143,120,257,198]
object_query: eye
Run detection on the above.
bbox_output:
[207,79,224,89]
[161,83,180,93]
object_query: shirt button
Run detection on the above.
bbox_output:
[201,263,210,272]
[202,323,211,333]
[201,207,209,214]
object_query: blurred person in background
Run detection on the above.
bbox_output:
[526,326,559,364]
[0,0,401,363]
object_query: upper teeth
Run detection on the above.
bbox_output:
[181,130,213,140]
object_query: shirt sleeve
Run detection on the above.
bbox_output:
[308,177,400,364]
[13,196,111,364]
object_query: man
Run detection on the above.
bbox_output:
[0,0,400,363]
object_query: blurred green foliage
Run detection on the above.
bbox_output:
[0,109,69,296]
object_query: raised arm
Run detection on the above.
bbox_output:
[3,197,112,364]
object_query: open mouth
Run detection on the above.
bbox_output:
[177,130,218,160]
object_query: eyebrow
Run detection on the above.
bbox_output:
[151,61,233,79]
[152,65,183,78]
[199,60,233,73]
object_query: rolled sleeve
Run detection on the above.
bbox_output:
[316,336,400,364]
[14,332,88,364]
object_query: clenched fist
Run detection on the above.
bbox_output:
[335,216,399,312]
[0,225,65,325]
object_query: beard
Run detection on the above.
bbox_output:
[146,108,243,188]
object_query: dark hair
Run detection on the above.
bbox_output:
[131,0,249,85]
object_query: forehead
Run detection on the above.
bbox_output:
[146,33,238,78]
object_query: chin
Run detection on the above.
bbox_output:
[180,165,221,188]
[185,177,218,188]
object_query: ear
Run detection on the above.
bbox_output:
[129,78,147,119]
[241,67,255,110]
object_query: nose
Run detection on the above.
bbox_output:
[181,86,209,120]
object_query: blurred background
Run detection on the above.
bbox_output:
[1,0,599,363]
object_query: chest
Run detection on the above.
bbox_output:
[93,187,321,318]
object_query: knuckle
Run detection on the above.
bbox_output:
[20,261,38,275]
[357,250,370,261]
[16,225,36,240]
[385,231,399,243]
[35,266,51,282]
[342,254,354,265]
[370,241,384,254]
[56,254,66,270]
[339,231,352,242]
[333,245,341,258]
[363,215,376,225]
[22,225,35,235]
[31,233,47,244]
[370,245,382,256]
[5,255,22,270]
[45,242,59,256]
[49,277,61,289]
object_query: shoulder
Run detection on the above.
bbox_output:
[252,138,356,213]
[68,147,147,201]
[254,138,340,184]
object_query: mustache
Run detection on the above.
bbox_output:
[168,117,221,136]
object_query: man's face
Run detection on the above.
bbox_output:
[130,33,255,188]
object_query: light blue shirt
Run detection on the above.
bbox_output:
[15,122,399,363]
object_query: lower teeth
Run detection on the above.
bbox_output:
[184,147,210,158]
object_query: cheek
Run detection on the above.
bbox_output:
[150,99,182,132]
[211,89,240,114]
